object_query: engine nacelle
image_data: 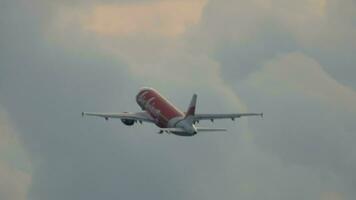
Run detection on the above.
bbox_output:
[121,119,135,126]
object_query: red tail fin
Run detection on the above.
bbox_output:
[185,94,197,117]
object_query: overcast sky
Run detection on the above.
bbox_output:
[1,0,356,200]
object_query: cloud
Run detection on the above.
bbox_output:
[198,0,352,45]
[81,0,207,37]
[235,53,356,199]
[0,107,31,200]
[49,0,248,113]
[2,0,356,199]
[321,192,345,200]
[0,161,31,200]
[246,52,356,112]
[195,0,356,90]
[50,0,217,82]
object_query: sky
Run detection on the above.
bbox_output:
[0,0,356,199]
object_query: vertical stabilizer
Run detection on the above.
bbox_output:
[185,94,197,117]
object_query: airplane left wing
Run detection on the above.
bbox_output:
[82,111,155,123]
[191,113,263,122]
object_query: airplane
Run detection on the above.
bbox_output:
[82,87,263,136]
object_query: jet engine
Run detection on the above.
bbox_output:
[121,119,135,126]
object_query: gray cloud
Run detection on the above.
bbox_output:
[237,83,356,198]
[1,0,356,200]
[0,1,188,199]
[0,107,31,200]
[197,0,356,89]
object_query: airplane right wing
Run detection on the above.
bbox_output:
[82,111,155,123]
[184,94,263,123]
[191,113,263,122]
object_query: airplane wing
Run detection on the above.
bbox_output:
[191,113,263,122]
[183,94,263,123]
[159,128,186,133]
[159,127,227,133]
[82,111,155,123]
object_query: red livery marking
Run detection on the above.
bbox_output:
[136,88,184,128]
[186,106,195,116]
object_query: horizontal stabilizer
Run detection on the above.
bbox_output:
[159,128,186,133]
[196,127,227,132]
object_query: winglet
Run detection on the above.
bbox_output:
[185,94,197,117]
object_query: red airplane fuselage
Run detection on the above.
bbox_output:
[136,88,184,128]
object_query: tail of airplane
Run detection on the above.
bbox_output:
[195,127,227,132]
[185,94,197,117]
